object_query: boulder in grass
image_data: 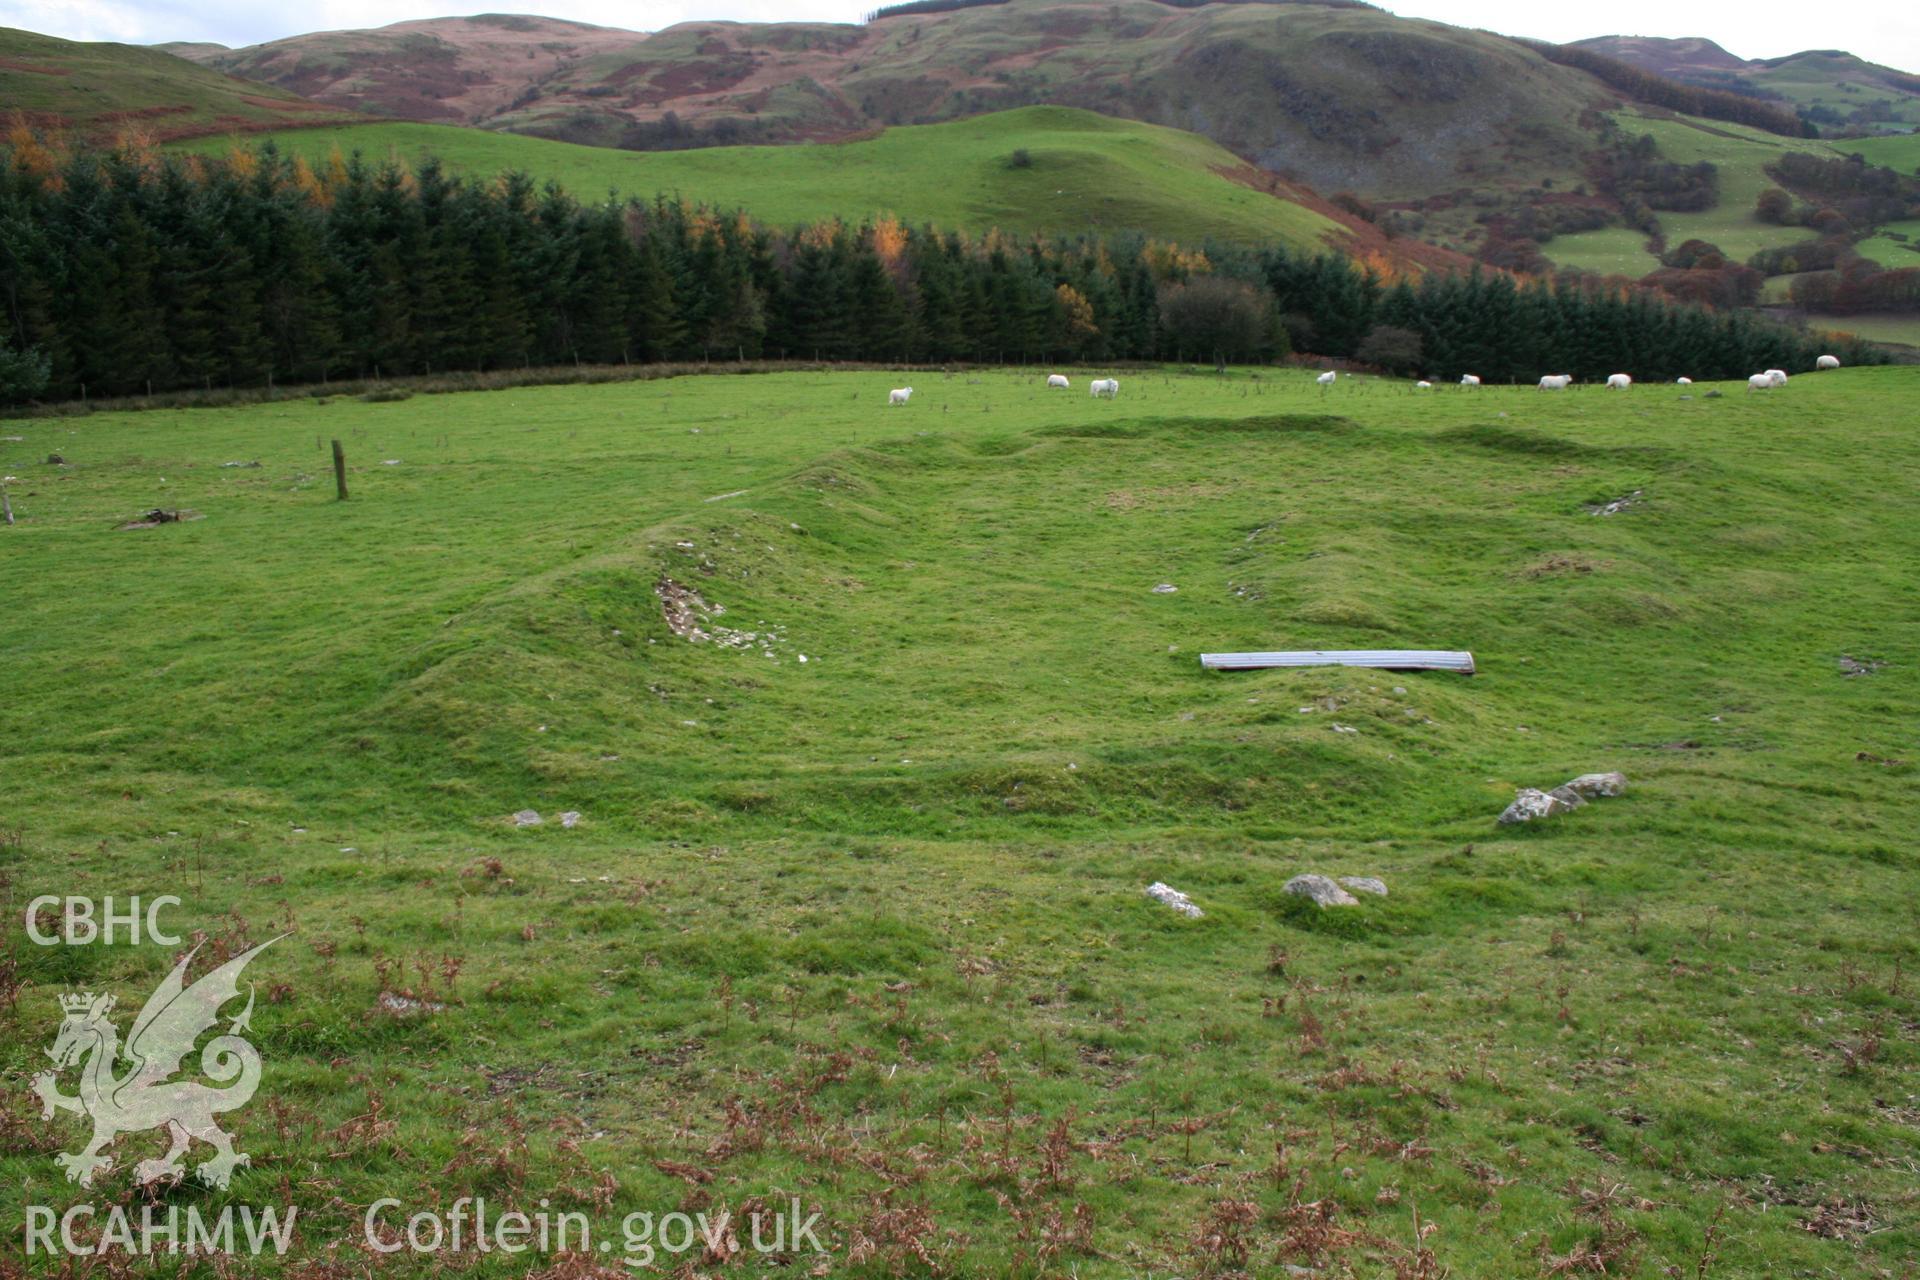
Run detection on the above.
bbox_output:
[512,809,542,827]
[1547,785,1588,810]
[1145,882,1203,918]
[1562,772,1627,798]
[1338,876,1388,897]
[1284,874,1359,908]
[1497,788,1573,825]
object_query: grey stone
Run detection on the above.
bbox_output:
[1562,771,1627,798]
[1497,788,1572,825]
[559,811,582,828]
[1338,876,1388,897]
[1145,882,1203,918]
[1284,874,1359,907]
[512,809,542,827]
[1547,785,1588,809]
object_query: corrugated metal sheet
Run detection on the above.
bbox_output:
[1200,650,1476,675]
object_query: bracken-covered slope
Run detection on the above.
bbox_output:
[169,13,654,127]
[181,0,1621,203]
[0,26,365,138]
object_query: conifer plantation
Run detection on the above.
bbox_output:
[0,140,1885,403]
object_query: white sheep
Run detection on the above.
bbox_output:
[1676,377,1692,385]
[1605,373,1632,390]
[1816,354,1840,370]
[1537,374,1572,390]
[1414,380,1432,389]
[888,387,913,405]
[1746,373,1775,391]
[1764,368,1788,387]
[1090,378,1119,399]
[1459,374,1481,387]
[1047,374,1070,389]
[1315,370,1337,387]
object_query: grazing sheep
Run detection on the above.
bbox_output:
[1816,354,1841,370]
[1090,378,1119,399]
[1764,368,1788,387]
[888,387,913,406]
[1047,374,1070,389]
[1415,380,1432,389]
[1747,373,1775,391]
[1459,374,1481,387]
[1676,377,1693,385]
[1315,370,1337,387]
[1537,374,1573,391]
[1606,373,1632,390]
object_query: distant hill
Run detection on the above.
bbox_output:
[174,2,1915,270]
[1575,36,1920,134]
[0,26,365,138]
[1569,36,1748,79]
[168,106,1464,267]
[171,14,652,128]
[181,0,1620,208]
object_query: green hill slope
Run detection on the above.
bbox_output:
[169,106,1352,250]
[1548,111,1854,276]
[0,25,364,136]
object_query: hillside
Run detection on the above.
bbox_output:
[0,26,364,137]
[1576,35,1920,134]
[167,106,1443,259]
[170,13,653,126]
[1547,110,1857,276]
[182,0,1618,205]
[153,3,1920,287]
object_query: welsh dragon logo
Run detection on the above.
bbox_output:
[32,938,280,1189]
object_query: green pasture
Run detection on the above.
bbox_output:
[1,364,1914,1275]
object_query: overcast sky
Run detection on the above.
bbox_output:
[9,0,1918,71]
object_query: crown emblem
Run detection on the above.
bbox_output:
[59,991,103,1013]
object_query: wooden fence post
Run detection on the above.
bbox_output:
[331,439,348,501]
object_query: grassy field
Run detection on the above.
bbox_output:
[1539,225,1661,278]
[2,365,1916,1276]
[1855,218,1920,268]
[1598,112,1848,266]
[169,107,1347,249]
[1816,312,1920,348]
[1844,131,1920,175]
